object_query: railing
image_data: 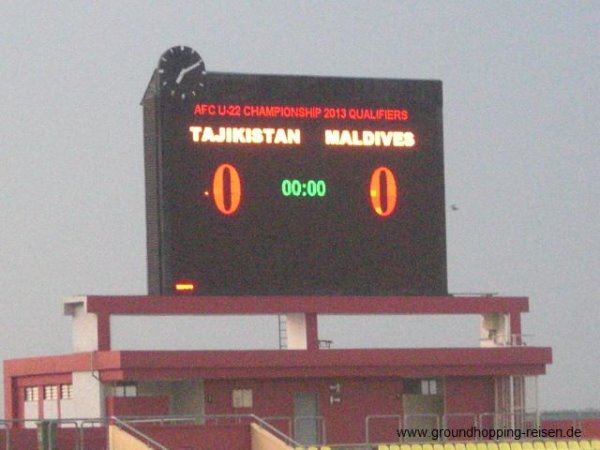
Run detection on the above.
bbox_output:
[0,414,299,449]
[263,415,294,439]
[479,411,539,430]
[80,417,109,450]
[98,411,600,447]
[111,416,169,450]
[117,413,329,447]
[442,413,478,429]
[0,415,276,450]
[0,418,85,450]
[3,411,597,450]
[254,414,303,448]
[115,414,303,448]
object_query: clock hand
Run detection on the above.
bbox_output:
[176,61,202,84]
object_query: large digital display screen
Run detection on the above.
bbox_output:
[144,46,447,296]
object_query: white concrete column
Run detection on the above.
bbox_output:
[69,372,105,418]
[286,313,307,349]
[64,297,99,352]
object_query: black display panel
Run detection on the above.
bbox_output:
[144,47,447,295]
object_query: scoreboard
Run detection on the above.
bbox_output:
[143,46,447,296]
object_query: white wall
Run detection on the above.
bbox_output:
[23,401,38,428]
[67,372,105,418]
[66,298,100,352]
[43,400,58,419]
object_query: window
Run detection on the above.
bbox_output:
[114,383,137,397]
[420,379,438,395]
[403,378,441,395]
[232,389,253,408]
[25,387,39,402]
[44,385,58,400]
[61,384,73,400]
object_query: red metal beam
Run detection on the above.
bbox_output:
[80,295,528,316]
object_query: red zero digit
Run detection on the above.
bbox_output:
[213,164,242,215]
[369,167,397,217]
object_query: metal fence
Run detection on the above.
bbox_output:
[0,413,301,450]
[2,411,598,450]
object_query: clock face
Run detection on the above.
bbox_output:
[157,46,206,100]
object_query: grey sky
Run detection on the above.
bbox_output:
[1,1,598,415]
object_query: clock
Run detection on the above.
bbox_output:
[281,179,327,198]
[157,46,206,100]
